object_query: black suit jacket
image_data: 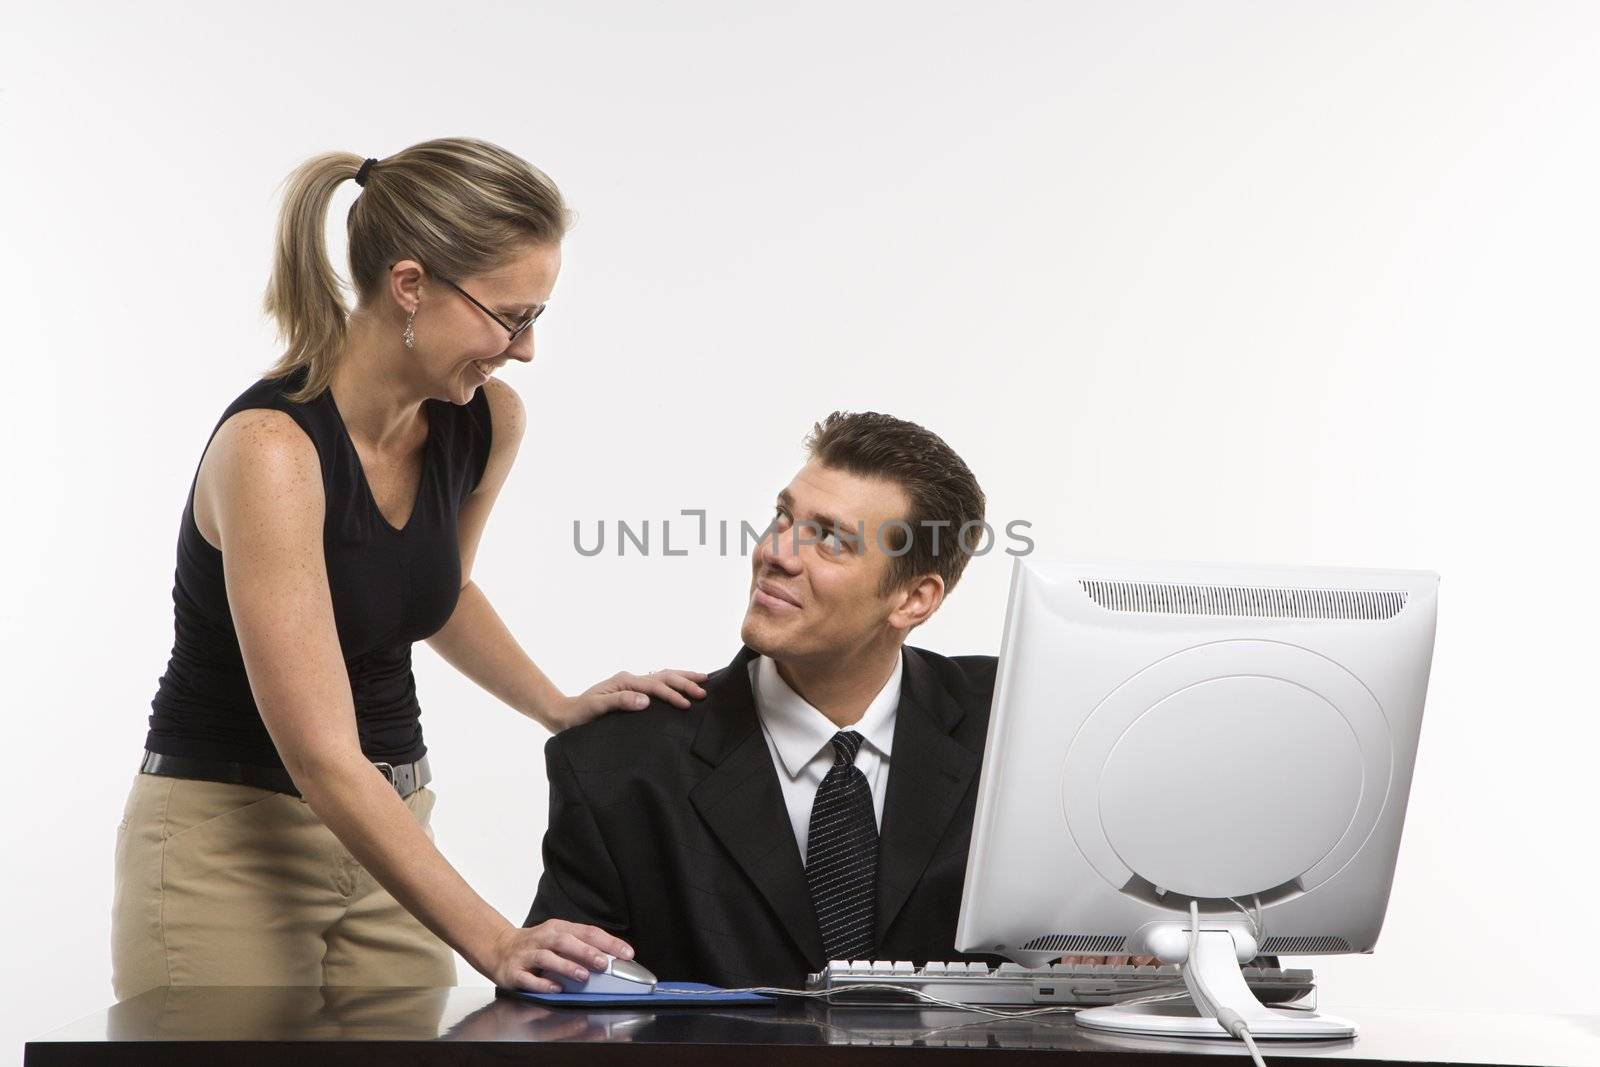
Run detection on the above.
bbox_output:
[524,643,1001,988]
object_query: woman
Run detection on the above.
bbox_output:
[112,138,706,999]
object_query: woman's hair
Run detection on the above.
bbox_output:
[261,137,571,403]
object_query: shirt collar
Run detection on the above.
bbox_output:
[751,650,903,779]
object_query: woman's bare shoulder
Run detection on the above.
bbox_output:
[479,375,527,444]
[193,408,323,550]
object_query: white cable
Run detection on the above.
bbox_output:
[1190,899,1268,1067]
[1225,895,1262,941]
[1217,1008,1268,1067]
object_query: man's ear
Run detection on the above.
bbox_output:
[887,573,945,632]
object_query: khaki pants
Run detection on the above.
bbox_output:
[111,771,457,1001]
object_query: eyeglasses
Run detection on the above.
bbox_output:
[395,261,546,343]
[437,276,545,343]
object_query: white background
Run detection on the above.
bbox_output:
[3,1,1598,1061]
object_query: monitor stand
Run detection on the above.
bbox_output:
[1075,929,1356,1039]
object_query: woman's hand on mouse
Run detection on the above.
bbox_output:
[554,669,710,730]
[487,919,637,993]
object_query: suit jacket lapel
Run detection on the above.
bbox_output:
[875,646,981,946]
[688,645,825,967]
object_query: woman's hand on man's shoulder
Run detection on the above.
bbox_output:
[552,669,711,731]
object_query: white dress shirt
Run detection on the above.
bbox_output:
[748,650,903,866]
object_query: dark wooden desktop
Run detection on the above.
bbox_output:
[22,985,1600,1066]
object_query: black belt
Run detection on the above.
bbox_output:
[139,750,432,800]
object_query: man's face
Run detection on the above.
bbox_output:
[739,458,913,664]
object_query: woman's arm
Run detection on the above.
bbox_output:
[203,408,623,992]
[424,580,568,727]
[426,580,707,729]
[425,378,705,730]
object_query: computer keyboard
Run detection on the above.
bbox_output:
[805,960,1316,1008]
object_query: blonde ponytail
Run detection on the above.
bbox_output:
[261,138,571,404]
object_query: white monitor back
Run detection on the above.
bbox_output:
[955,558,1439,967]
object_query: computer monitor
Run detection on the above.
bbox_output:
[955,558,1438,1040]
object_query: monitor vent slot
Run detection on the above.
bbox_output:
[1020,934,1127,954]
[1080,580,1406,621]
[1259,935,1352,953]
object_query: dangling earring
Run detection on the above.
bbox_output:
[402,309,416,350]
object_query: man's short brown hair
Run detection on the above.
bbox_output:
[803,411,987,597]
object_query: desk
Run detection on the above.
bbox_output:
[23,986,1600,1066]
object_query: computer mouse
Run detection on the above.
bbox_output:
[554,954,658,995]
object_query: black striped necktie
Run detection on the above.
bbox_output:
[805,730,879,961]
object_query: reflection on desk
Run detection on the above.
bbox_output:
[24,985,1600,1066]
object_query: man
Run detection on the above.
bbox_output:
[525,411,997,987]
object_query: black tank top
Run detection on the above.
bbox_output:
[145,362,493,768]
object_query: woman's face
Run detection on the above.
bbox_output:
[418,241,562,404]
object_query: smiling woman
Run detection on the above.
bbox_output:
[113,137,708,1003]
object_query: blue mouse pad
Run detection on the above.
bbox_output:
[497,982,776,1008]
